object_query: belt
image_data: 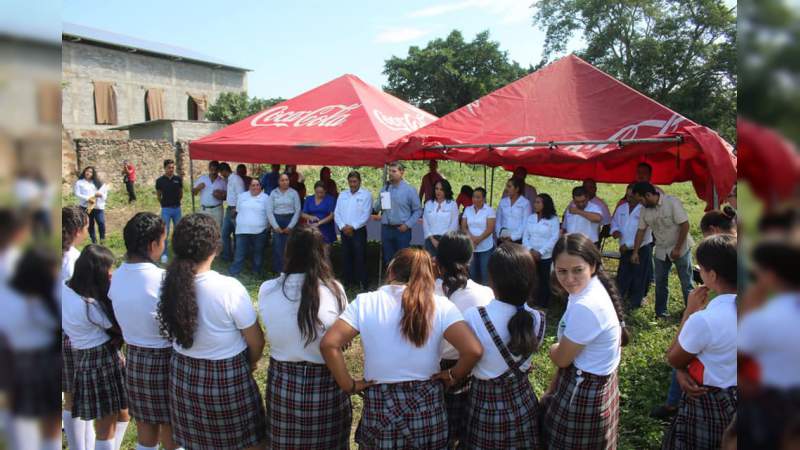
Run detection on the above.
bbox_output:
[201,204,221,209]
[385,223,405,228]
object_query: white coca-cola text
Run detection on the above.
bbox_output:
[250,104,361,128]
[371,109,434,132]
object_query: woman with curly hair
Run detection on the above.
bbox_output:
[157,213,267,450]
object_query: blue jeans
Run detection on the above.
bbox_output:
[535,258,552,308]
[160,207,182,257]
[617,243,654,309]
[230,231,267,275]
[382,225,412,266]
[666,369,682,407]
[82,207,105,243]
[469,247,494,285]
[221,206,236,261]
[342,227,368,289]
[271,214,294,273]
[653,249,694,317]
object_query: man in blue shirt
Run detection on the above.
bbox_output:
[379,161,422,265]
[259,164,281,195]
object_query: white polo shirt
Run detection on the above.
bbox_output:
[226,173,246,207]
[236,191,270,235]
[495,196,532,241]
[61,284,112,350]
[678,294,737,388]
[108,262,171,349]
[334,187,373,230]
[423,199,460,238]
[435,279,493,360]
[0,285,58,351]
[610,202,652,248]
[194,174,226,208]
[463,204,496,253]
[74,179,108,210]
[562,202,603,242]
[61,246,80,283]
[522,215,561,259]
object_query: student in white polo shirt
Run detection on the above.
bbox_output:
[495,177,532,244]
[462,187,496,284]
[422,179,460,257]
[664,234,737,449]
[562,186,603,245]
[191,160,226,226]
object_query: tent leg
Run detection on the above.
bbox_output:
[378,163,388,285]
[483,166,487,189]
[189,155,196,213]
[489,167,495,206]
[712,185,719,210]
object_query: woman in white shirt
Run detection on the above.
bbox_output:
[230,178,270,276]
[522,193,561,308]
[321,248,483,449]
[108,212,177,450]
[663,235,738,449]
[543,233,629,449]
[259,226,351,449]
[73,166,109,244]
[156,214,266,450]
[423,179,460,257]
[462,187,496,284]
[267,173,301,274]
[495,177,532,245]
[462,243,546,449]
[62,245,129,450]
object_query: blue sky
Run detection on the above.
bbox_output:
[57,0,565,99]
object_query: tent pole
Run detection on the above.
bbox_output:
[378,163,388,285]
[188,147,196,213]
[483,165,487,188]
[490,166,495,206]
[712,185,719,209]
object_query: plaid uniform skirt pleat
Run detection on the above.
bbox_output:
[662,386,737,450]
[62,333,75,393]
[543,366,619,450]
[738,387,800,449]
[170,350,267,449]
[11,349,61,417]
[125,345,172,424]
[265,358,352,450]
[71,341,127,420]
[462,373,540,450]
[356,380,448,450]
[441,358,471,447]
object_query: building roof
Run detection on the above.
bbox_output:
[62,22,250,72]
[110,119,225,130]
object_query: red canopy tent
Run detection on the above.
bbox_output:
[389,54,737,208]
[737,118,799,209]
[190,74,437,167]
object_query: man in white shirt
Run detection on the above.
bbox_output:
[611,184,653,309]
[501,166,538,206]
[220,163,244,262]
[192,160,227,226]
[334,171,372,290]
[562,186,603,245]
[582,179,612,226]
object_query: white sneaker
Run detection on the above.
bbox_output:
[160,255,168,264]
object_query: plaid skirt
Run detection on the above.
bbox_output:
[170,350,267,449]
[543,366,619,450]
[265,358,352,450]
[126,345,172,424]
[62,333,75,393]
[441,359,471,448]
[736,387,800,449]
[11,349,61,417]
[356,380,448,449]
[463,373,540,450]
[71,341,127,420]
[662,386,737,450]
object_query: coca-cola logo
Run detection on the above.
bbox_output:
[498,135,537,152]
[250,104,362,128]
[564,113,686,152]
[371,109,434,132]
[466,100,481,116]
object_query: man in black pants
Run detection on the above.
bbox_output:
[333,171,373,290]
[122,160,137,203]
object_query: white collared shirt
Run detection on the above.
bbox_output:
[236,191,270,234]
[463,204,496,253]
[74,179,108,210]
[562,202,603,242]
[435,279,493,360]
[334,187,373,230]
[61,246,80,283]
[495,195,532,241]
[591,197,612,226]
[267,188,301,230]
[194,174,226,207]
[679,294,737,388]
[61,284,112,350]
[226,173,246,207]
[522,215,561,259]
[109,262,171,349]
[423,199,459,238]
[611,202,652,248]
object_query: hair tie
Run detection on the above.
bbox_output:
[516,304,526,312]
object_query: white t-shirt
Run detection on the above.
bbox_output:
[463,204,496,253]
[562,202,603,242]
[0,285,59,351]
[0,247,21,282]
[738,293,800,389]
[108,262,170,349]
[435,279,493,360]
[61,246,80,283]
[423,199,460,238]
[226,173,246,207]
[464,300,546,380]
[522,215,560,260]
[173,270,258,360]
[557,276,621,375]
[610,202,652,248]
[259,273,347,364]
[193,175,226,207]
[61,284,113,350]
[236,191,270,234]
[678,294,737,388]
[74,179,108,210]
[340,285,463,383]
[495,195,532,241]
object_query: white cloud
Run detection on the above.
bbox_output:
[407,0,533,22]
[374,27,430,44]
[408,1,473,18]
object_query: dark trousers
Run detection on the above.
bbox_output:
[271,214,294,273]
[381,224,412,265]
[342,227,368,290]
[535,258,553,308]
[616,242,654,309]
[221,206,236,261]
[124,181,136,202]
[230,231,267,275]
[81,207,106,243]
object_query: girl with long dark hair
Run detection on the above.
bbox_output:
[522,193,561,307]
[157,213,267,449]
[259,226,351,449]
[74,166,109,244]
[423,179,459,257]
[543,233,629,449]
[61,245,129,450]
[495,177,532,245]
[321,248,483,449]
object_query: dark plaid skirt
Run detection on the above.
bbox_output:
[441,359,471,448]
[71,341,127,420]
[463,373,540,450]
[662,386,737,450]
[543,366,619,450]
[265,358,352,450]
[736,387,800,449]
[170,350,267,449]
[11,349,61,417]
[126,345,172,424]
[62,333,75,393]
[356,380,448,449]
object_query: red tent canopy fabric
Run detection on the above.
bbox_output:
[737,118,800,208]
[190,74,437,167]
[389,55,737,208]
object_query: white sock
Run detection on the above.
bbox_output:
[135,445,157,450]
[11,417,40,450]
[94,439,114,450]
[63,410,86,450]
[43,437,62,450]
[113,421,129,450]
[83,419,96,449]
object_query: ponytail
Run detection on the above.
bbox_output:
[595,265,630,346]
[388,248,436,347]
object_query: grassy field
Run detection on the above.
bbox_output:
[62,161,706,449]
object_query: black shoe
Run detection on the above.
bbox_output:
[650,404,678,420]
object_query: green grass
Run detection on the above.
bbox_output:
[63,161,705,449]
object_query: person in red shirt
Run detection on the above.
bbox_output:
[419,160,445,203]
[122,160,137,203]
[456,185,474,212]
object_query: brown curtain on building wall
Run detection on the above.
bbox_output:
[188,93,208,120]
[37,82,61,125]
[145,88,166,120]
[92,81,117,125]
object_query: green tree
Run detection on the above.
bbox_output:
[533,0,737,142]
[383,30,530,116]
[206,92,285,124]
